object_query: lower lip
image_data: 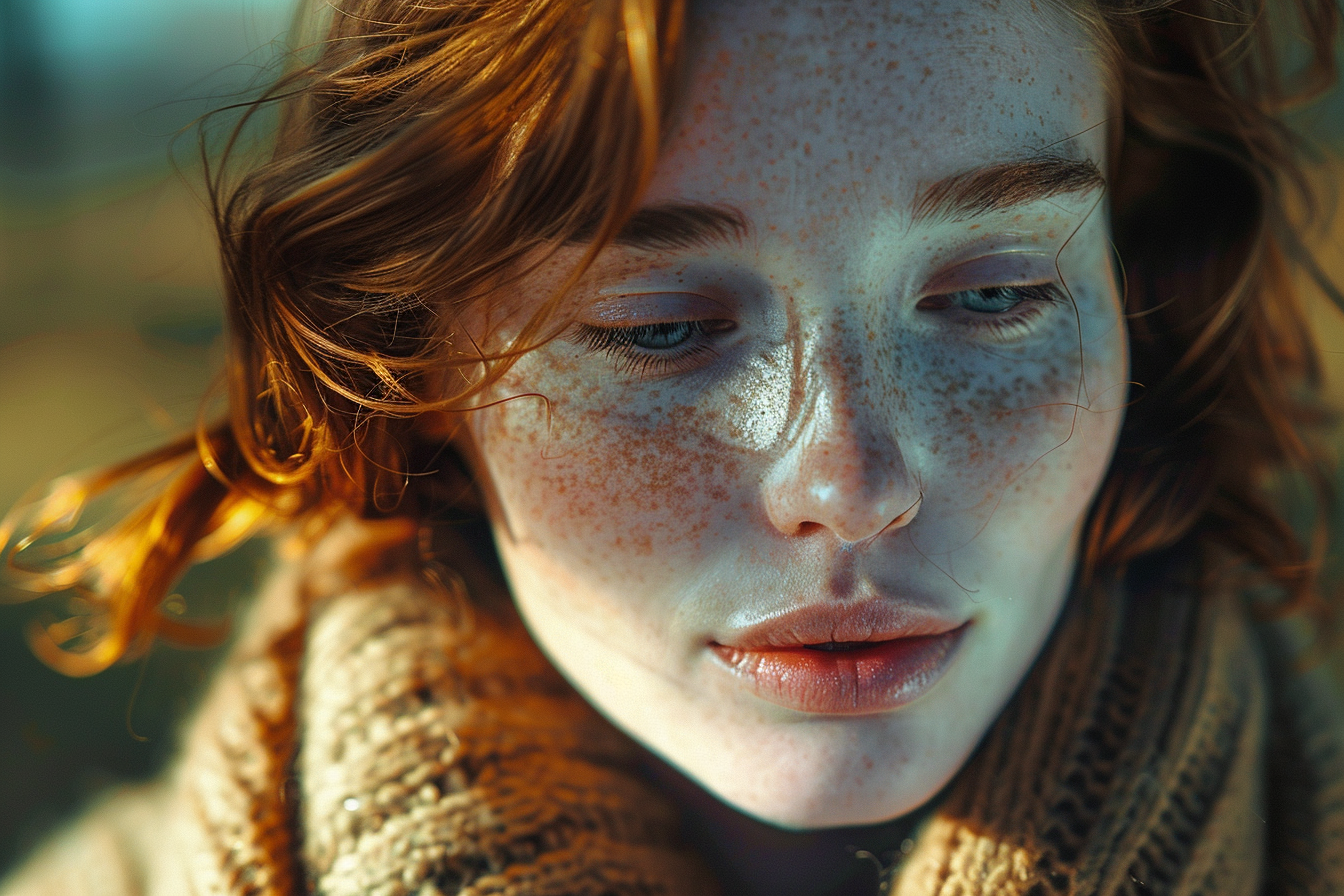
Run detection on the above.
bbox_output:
[710,624,970,715]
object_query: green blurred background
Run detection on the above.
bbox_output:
[0,0,289,874]
[3,0,1344,880]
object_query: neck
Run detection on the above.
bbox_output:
[635,748,929,896]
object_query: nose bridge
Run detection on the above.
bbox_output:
[804,331,889,463]
[763,312,919,542]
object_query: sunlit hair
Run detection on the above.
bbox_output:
[2,0,1339,676]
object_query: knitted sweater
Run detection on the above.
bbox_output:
[4,516,1344,895]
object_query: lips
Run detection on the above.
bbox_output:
[709,602,970,715]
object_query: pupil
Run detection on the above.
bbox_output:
[962,286,1020,313]
[633,322,694,349]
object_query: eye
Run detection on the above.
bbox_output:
[915,282,1065,342]
[573,319,735,378]
[626,321,701,349]
[960,286,1034,313]
[917,283,1062,314]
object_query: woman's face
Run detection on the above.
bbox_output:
[462,0,1127,827]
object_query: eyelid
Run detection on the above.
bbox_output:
[920,250,1061,297]
[581,292,735,326]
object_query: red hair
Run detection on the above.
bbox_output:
[3,0,1340,675]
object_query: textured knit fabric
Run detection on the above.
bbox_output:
[888,558,1344,896]
[3,517,1343,896]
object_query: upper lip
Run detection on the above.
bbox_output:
[711,599,967,650]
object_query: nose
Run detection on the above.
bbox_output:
[761,360,921,544]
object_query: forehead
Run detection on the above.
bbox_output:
[647,0,1107,212]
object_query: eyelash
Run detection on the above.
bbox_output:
[574,320,730,378]
[575,283,1064,376]
[917,283,1064,340]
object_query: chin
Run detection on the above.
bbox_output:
[666,717,964,830]
[711,771,947,831]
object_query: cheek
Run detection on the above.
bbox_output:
[471,375,754,592]
[904,299,1126,548]
[471,285,1127,594]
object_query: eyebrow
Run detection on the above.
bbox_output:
[911,153,1105,225]
[569,153,1103,252]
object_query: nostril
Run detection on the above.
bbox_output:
[794,521,826,537]
[888,494,922,529]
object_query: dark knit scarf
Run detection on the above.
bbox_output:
[889,557,1344,896]
[5,519,1343,896]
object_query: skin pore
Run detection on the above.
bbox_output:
[459,0,1127,890]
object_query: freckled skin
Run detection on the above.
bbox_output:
[461,0,1127,830]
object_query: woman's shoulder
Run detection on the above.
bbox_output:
[1253,602,1344,887]
[0,784,183,896]
[2,514,716,896]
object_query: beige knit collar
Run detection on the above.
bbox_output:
[895,560,1268,894]
[159,519,1344,895]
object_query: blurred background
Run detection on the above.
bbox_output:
[3,0,1344,881]
[0,0,290,874]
